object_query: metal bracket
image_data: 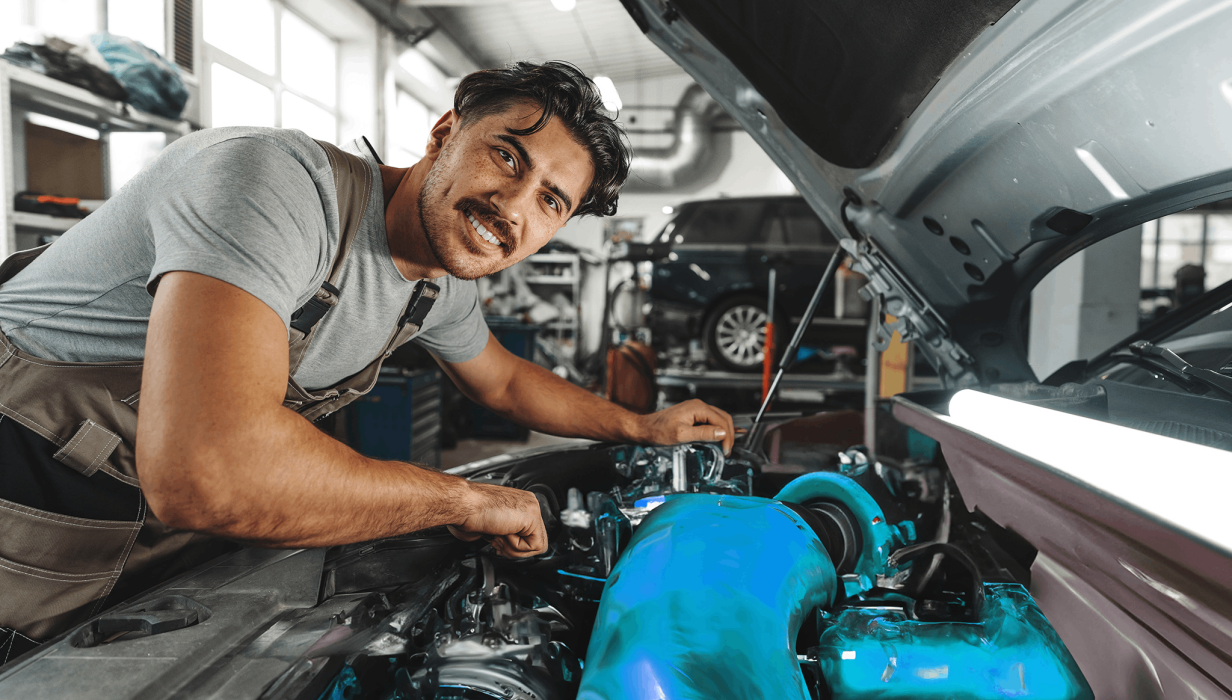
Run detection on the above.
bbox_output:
[841,217,978,386]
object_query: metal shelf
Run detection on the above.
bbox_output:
[805,317,867,327]
[656,368,865,393]
[4,63,192,135]
[1,62,195,258]
[526,253,578,264]
[525,275,578,285]
[12,211,81,232]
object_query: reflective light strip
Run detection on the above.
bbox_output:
[944,390,1232,554]
[1075,145,1130,200]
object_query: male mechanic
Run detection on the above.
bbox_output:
[0,61,734,657]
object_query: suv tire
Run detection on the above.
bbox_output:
[703,295,777,373]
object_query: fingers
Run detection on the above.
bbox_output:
[677,421,730,447]
[446,524,484,542]
[454,485,549,559]
[490,522,548,559]
[677,399,736,454]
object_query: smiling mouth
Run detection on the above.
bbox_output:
[466,213,504,248]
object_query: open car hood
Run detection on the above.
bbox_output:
[621,0,1232,385]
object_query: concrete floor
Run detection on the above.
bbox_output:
[440,431,589,470]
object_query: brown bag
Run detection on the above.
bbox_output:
[606,341,656,414]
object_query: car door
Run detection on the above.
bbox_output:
[651,199,771,309]
[752,199,842,324]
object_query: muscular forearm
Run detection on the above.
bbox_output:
[442,333,736,454]
[138,404,499,547]
[479,358,643,442]
[138,272,544,553]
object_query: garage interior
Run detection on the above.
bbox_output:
[6,0,1217,468]
[2,0,1230,697]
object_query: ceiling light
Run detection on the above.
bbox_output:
[944,389,1232,553]
[662,205,674,214]
[594,76,622,111]
[550,0,576,11]
[27,113,99,140]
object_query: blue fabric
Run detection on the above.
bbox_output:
[90,33,187,119]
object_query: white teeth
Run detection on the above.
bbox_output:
[468,214,503,247]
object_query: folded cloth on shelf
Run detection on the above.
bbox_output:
[1,38,128,102]
[90,33,188,120]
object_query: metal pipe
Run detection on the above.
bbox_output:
[864,296,882,457]
[624,85,725,191]
[671,445,688,492]
[745,249,844,448]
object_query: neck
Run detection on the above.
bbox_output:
[380,162,448,280]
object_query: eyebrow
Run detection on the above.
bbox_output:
[497,133,575,215]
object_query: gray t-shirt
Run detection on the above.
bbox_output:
[0,127,489,390]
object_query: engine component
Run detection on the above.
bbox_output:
[389,557,581,700]
[609,443,752,504]
[577,494,837,700]
[306,439,1090,700]
[776,471,916,595]
[811,583,1093,700]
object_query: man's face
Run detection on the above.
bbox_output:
[417,103,595,280]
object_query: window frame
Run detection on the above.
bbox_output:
[201,0,340,141]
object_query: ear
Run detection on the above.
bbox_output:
[424,110,460,160]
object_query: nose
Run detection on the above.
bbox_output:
[490,181,538,228]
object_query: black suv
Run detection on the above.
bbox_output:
[648,195,868,372]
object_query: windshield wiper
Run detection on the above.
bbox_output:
[1121,340,1232,401]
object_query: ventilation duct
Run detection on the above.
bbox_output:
[624,84,728,192]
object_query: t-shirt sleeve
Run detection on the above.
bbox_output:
[146,137,329,327]
[412,279,491,363]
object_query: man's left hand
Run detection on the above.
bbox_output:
[633,399,736,455]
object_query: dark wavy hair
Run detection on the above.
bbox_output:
[453,61,631,218]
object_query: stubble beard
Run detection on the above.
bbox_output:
[418,149,513,282]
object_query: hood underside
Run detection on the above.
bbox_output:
[622,0,1232,385]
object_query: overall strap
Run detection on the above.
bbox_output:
[286,140,375,373]
[0,243,51,287]
[288,278,439,423]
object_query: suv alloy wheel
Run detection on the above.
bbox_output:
[703,294,773,372]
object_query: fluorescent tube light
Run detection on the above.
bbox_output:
[27,113,99,140]
[550,0,576,11]
[945,389,1232,554]
[594,76,622,111]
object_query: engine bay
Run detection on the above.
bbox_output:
[293,424,1092,700]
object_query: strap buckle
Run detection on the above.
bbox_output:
[290,281,342,335]
[400,281,440,329]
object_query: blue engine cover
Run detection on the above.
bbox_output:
[815,583,1094,700]
[577,494,837,700]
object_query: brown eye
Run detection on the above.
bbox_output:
[497,149,515,169]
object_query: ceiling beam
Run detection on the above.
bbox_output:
[401,0,525,6]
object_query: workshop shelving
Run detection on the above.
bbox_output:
[12,210,80,232]
[1,61,194,258]
[523,251,582,355]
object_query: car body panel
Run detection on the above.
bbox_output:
[622,0,1232,385]
[892,393,1232,698]
[0,548,346,700]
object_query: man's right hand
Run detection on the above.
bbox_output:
[448,483,548,558]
